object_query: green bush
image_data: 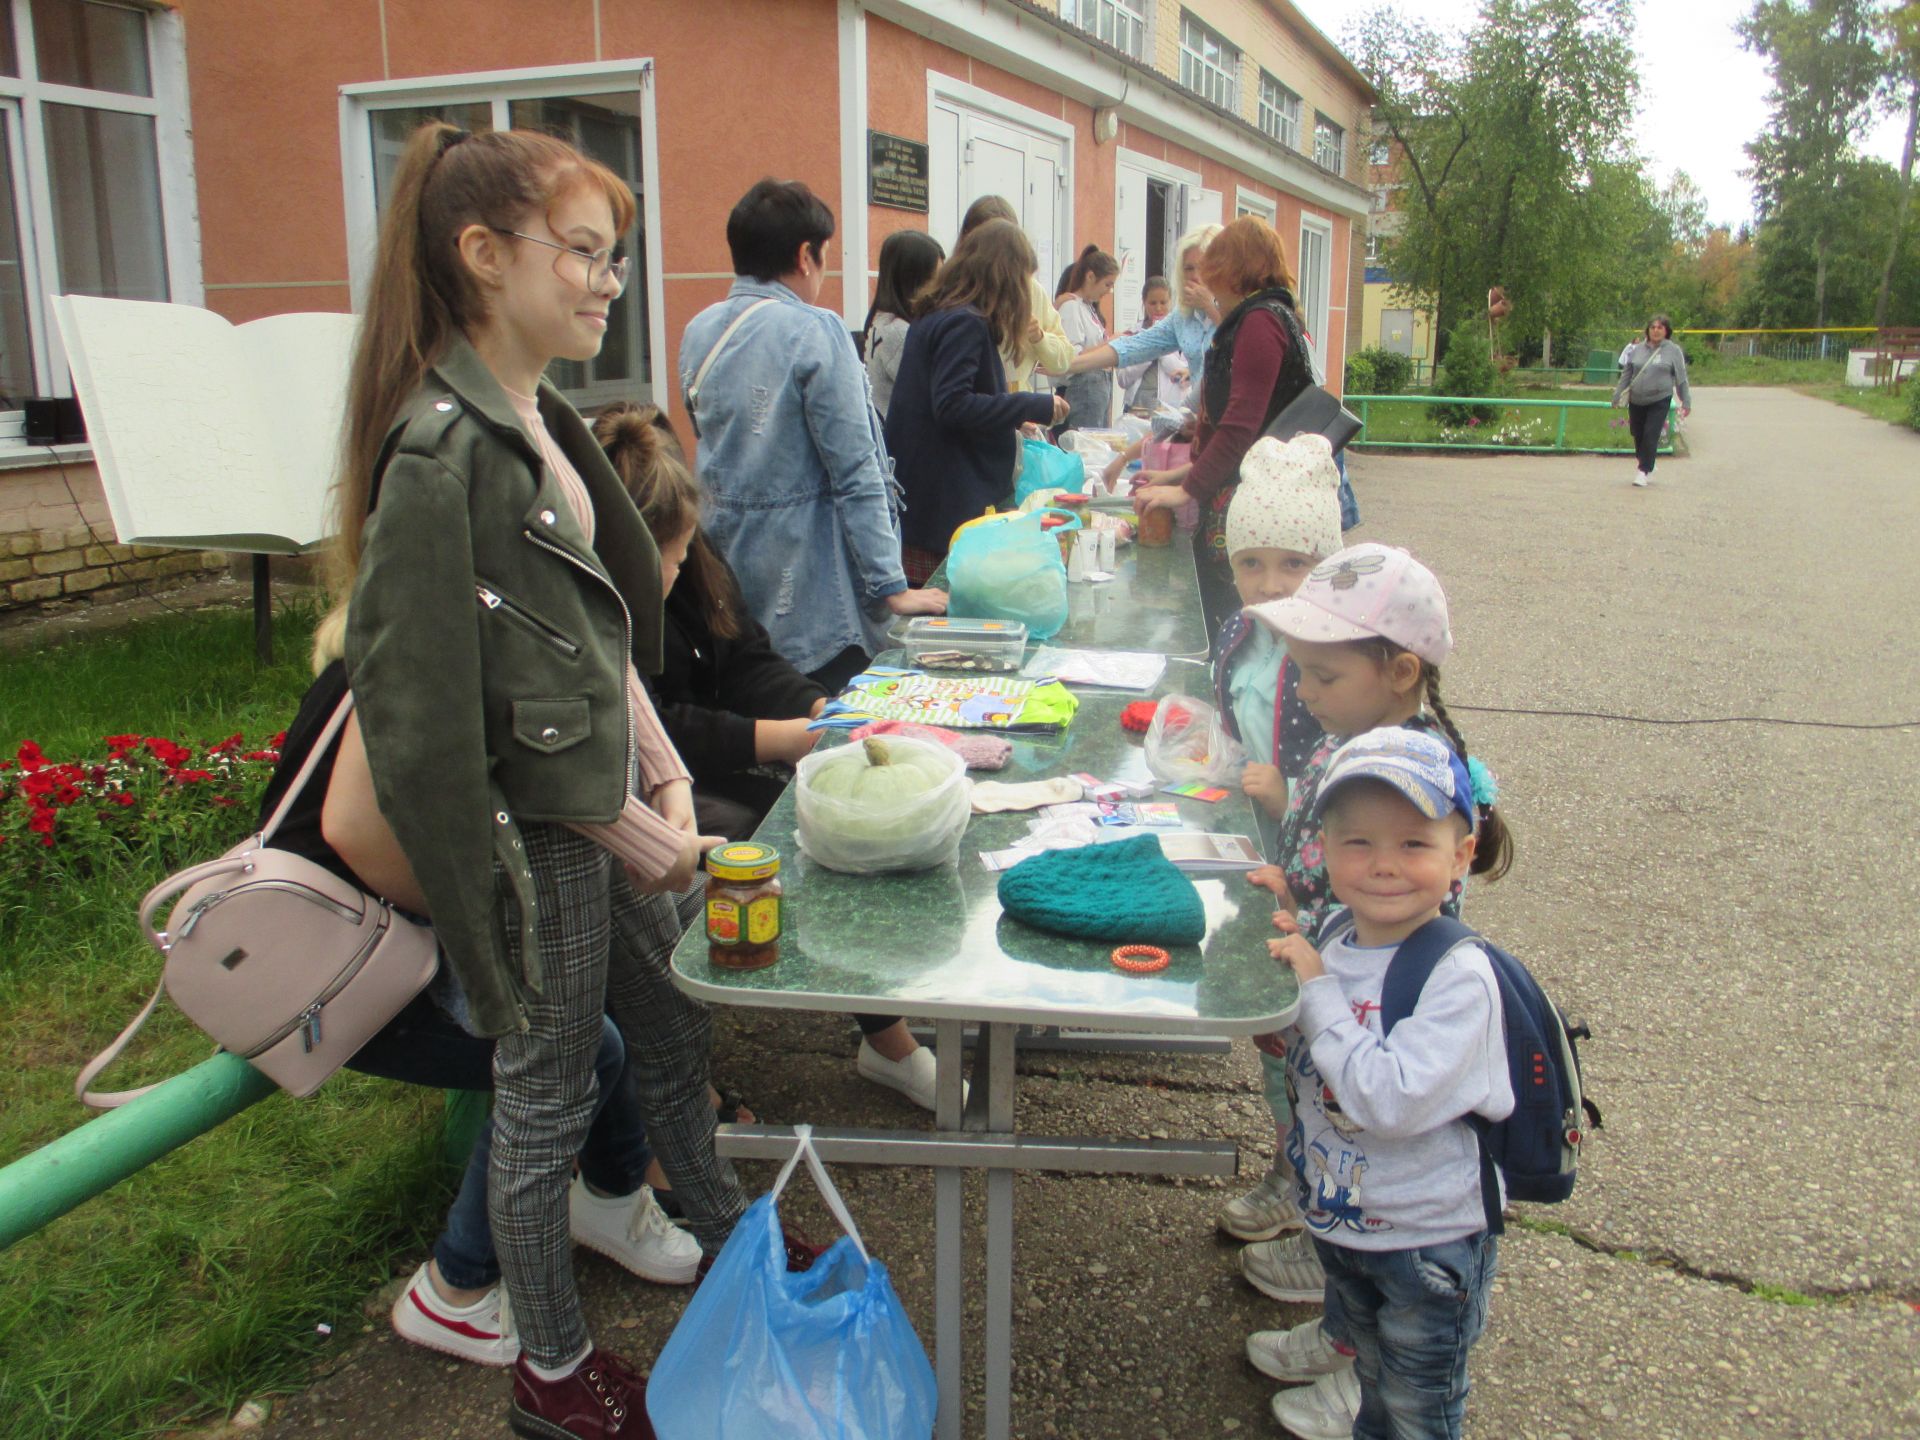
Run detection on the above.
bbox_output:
[1354,346,1413,395]
[1430,323,1501,426]
[1344,354,1377,396]
[1906,376,1920,432]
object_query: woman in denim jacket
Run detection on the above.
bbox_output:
[680,180,945,691]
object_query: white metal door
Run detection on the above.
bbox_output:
[1187,187,1223,231]
[1297,215,1332,376]
[1113,161,1150,334]
[930,103,1068,287]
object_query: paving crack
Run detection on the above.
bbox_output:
[1508,1215,1920,1307]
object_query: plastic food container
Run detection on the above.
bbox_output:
[901,616,1028,675]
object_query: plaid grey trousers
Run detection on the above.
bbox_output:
[487,823,746,1366]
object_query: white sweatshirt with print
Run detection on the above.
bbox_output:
[1285,929,1515,1251]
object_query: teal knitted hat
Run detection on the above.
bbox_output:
[996,835,1207,945]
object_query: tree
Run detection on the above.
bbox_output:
[1739,0,1886,326]
[1874,1,1920,327]
[1349,0,1642,354]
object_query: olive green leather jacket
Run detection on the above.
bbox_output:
[345,339,663,1037]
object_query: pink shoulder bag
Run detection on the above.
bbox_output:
[76,694,440,1107]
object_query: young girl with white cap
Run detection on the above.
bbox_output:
[1230,542,1511,1439]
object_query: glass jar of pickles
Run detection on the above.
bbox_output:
[705,842,782,970]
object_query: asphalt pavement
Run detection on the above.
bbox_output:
[252,387,1920,1440]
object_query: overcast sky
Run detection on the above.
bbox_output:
[1290,0,1913,228]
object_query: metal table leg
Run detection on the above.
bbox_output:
[934,1019,966,1440]
[978,1023,1017,1440]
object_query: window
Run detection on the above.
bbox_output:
[0,0,197,434]
[343,64,663,409]
[1371,185,1391,213]
[1178,12,1239,113]
[1297,214,1332,376]
[1369,140,1391,167]
[1064,0,1148,60]
[1314,114,1345,173]
[1257,70,1301,149]
[1365,230,1381,263]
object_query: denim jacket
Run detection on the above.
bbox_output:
[1109,307,1218,397]
[680,279,908,673]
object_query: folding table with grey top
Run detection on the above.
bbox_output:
[670,671,1299,1440]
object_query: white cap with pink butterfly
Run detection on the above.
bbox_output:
[1243,542,1453,665]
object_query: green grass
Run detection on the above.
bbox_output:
[1684,354,1849,387]
[0,602,455,1440]
[1796,380,1915,426]
[1350,386,1651,453]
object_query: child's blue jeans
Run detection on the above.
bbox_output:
[1311,1230,1497,1440]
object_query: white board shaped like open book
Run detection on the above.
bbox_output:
[51,296,359,554]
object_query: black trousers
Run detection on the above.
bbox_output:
[1627,399,1669,475]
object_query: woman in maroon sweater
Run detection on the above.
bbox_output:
[1131,217,1313,638]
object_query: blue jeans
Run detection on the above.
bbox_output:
[1311,1231,1497,1440]
[349,997,653,1290]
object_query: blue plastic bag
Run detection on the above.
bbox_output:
[946,512,1069,640]
[1014,436,1084,503]
[648,1127,937,1440]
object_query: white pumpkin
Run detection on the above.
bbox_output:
[795,735,970,873]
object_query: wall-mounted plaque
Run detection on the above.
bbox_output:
[868,131,930,213]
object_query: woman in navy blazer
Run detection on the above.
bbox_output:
[885,218,1067,581]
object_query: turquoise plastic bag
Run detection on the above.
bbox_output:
[647,1127,937,1440]
[946,512,1070,640]
[1014,436,1084,503]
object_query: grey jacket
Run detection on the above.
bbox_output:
[1614,338,1691,410]
[345,338,664,1037]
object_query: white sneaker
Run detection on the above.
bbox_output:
[1632,469,1649,487]
[1218,1159,1303,1242]
[568,1179,701,1285]
[390,1261,519,1367]
[857,1039,967,1113]
[1270,1366,1363,1440]
[1241,1230,1326,1303]
[1247,1317,1354,1382]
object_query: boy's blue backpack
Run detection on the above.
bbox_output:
[1325,913,1601,1234]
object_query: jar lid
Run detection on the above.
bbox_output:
[707,841,780,881]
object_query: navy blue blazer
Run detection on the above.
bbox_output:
[884,305,1057,553]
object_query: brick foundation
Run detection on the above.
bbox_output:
[0,459,230,613]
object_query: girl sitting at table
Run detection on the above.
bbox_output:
[595,402,961,1114]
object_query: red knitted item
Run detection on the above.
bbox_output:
[1120,701,1158,734]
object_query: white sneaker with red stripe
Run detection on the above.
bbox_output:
[390,1261,519,1367]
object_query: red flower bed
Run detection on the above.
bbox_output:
[0,731,283,893]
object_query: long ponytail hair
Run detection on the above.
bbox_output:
[323,122,635,606]
[1423,665,1513,881]
[592,402,743,641]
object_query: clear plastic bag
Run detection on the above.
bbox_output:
[795,735,971,874]
[946,512,1070,640]
[1142,693,1246,786]
[647,1126,938,1440]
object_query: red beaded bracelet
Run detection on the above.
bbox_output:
[1110,944,1171,974]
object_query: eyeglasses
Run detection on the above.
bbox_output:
[492,228,629,296]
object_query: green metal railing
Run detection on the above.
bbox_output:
[1346,393,1676,456]
[0,1053,489,1253]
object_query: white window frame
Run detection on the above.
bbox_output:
[0,1,199,443]
[1064,0,1149,60]
[339,60,667,409]
[1313,113,1345,174]
[1235,185,1276,223]
[1177,12,1240,114]
[1256,70,1300,150]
